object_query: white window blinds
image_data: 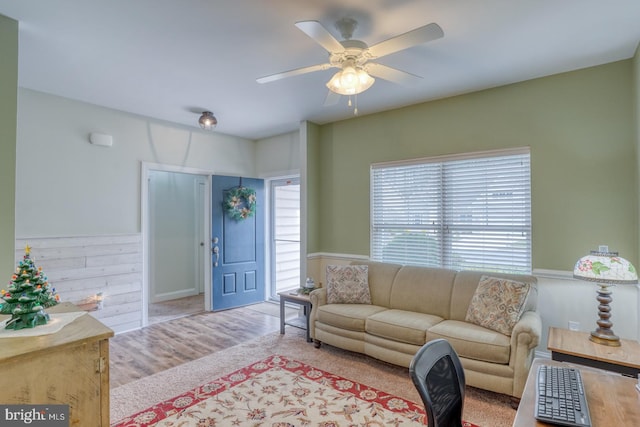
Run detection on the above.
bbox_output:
[371,149,531,274]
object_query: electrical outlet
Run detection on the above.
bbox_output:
[568,321,580,331]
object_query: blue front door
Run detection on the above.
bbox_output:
[211,175,265,311]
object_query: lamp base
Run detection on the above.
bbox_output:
[590,330,621,347]
[589,282,621,347]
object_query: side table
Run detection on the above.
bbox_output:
[547,326,640,377]
[278,291,313,342]
[0,302,114,426]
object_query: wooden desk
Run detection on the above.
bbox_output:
[278,291,312,342]
[513,358,640,426]
[548,327,640,377]
[0,302,114,426]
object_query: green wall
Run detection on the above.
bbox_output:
[0,14,17,275]
[312,60,638,271]
[304,122,322,253]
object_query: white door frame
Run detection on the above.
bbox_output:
[141,162,213,326]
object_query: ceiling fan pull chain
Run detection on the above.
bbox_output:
[346,95,359,115]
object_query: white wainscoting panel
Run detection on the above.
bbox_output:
[306,252,369,287]
[15,234,143,333]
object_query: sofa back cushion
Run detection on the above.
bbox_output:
[389,266,457,318]
[449,271,538,322]
[350,261,402,307]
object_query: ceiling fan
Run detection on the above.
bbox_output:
[256,18,444,105]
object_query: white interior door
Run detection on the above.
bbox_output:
[196,180,205,294]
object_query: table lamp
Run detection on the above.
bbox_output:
[573,245,638,346]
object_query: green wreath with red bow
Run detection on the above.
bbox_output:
[224,186,256,220]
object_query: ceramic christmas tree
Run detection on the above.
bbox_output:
[0,245,59,330]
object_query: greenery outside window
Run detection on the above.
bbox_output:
[370,148,531,274]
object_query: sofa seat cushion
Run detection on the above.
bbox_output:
[317,304,388,332]
[366,309,443,346]
[427,320,511,364]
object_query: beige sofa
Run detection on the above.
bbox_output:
[309,261,541,399]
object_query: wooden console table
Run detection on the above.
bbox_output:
[278,291,312,342]
[547,326,640,377]
[513,358,640,426]
[0,302,114,426]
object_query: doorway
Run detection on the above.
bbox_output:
[142,163,212,326]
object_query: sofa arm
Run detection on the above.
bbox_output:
[308,288,327,340]
[309,287,327,307]
[511,310,542,349]
[510,310,542,398]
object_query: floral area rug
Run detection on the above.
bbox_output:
[111,355,479,427]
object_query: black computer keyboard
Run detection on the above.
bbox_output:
[534,365,592,427]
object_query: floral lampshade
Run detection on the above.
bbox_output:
[573,245,637,347]
[573,246,638,284]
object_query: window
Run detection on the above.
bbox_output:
[371,149,531,274]
[270,177,301,295]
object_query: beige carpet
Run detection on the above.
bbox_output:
[111,329,516,426]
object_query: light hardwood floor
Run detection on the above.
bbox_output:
[109,302,296,388]
[148,294,205,325]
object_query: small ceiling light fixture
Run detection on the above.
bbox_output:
[198,111,217,130]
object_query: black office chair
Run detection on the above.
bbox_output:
[409,339,466,427]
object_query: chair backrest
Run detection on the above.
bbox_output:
[409,339,466,427]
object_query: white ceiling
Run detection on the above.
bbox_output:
[1,0,639,140]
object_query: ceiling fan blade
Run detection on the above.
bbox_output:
[368,23,443,58]
[324,90,341,106]
[295,20,344,53]
[366,63,422,86]
[256,63,331,84]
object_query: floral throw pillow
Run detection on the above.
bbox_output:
[326,265,371,304]
[465,275,531,336]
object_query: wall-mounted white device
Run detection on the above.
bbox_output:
[89,132,113,147]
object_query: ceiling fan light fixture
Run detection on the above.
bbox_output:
[339,65,358,87]
[326,66,374,96]
[198,111,217,130]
